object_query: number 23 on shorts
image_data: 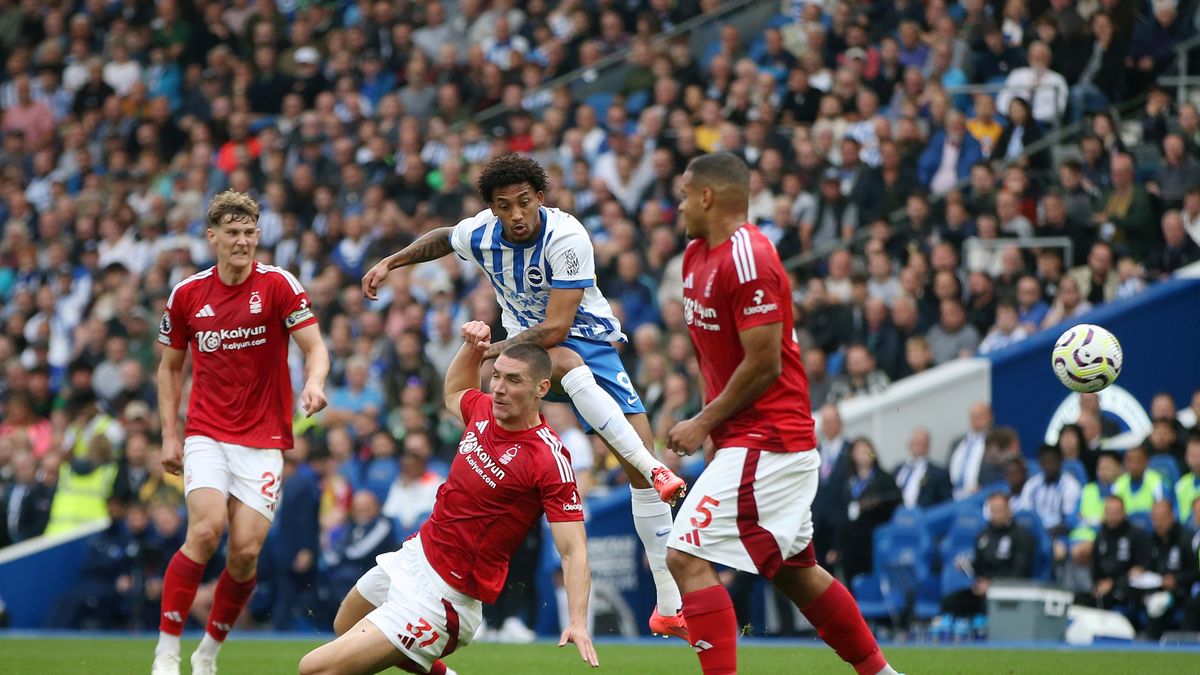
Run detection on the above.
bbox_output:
[690,496,720,529]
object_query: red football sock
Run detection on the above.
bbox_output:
[800,580,888,675]
[159,551,206,636]
[428,660,448,675]
[681,585,738,675]
[205,570,256,642]
[398,659,446,674]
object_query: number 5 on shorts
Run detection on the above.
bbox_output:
[690,496,720,530]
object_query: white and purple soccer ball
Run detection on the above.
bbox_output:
[1051,324,1123,393]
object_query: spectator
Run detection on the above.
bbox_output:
[939,491,1036,621]
[918,111,984,195]
[1013,275,1050,333]
[1070,12,1126,122]
[967,93,1003,158]
[896,427,953,509]
[926,298,981,365]
[1127,0,1187,94]
[1176,434,1200,523]
[0,450,53,547]
[798,169,860,253]
[604,252,658,333]
[860,298,903,379]
[267,450,321,631]
[827,437,901,583]
[1148,135,1200,210]
[827,344,890,404]
[1145,210,1200,280]
[325,356,385,428]
[993,97,1048,172]
[902,335,935,377]
[112,430,153,506]
[44,437,117,536]
[1070,451,1125,559]
[978,302,1029,354]
[1038,191,1094,269]
[804,348,833,411]
[996,42,1068,126]
[1014,444,1083,561]
[1040,276,1093,329]
[1145,501,1194,638]
[1097,153,1155,261]
[381,431,444,533]
[1083,496,1150,615]
[1179,390,1200,430]
[1114,445,1169,516]
[1146,418,1185,471]
[1067,242,1119,306]
[950,402,994,500]
[323,490,396,609]
[812,404,849,566]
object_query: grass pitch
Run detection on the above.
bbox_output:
[2,636,1198,674]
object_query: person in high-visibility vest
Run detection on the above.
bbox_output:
[45,436,118,536]
[1175,435,1200,523]
[1113,445,1169,515]
[1070,451,1123,564]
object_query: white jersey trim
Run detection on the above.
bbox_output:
[731,229,758,283]
[258,263,304,294]
[166,268,214,309]
[537,428,574,483]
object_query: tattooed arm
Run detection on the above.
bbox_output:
[361,226,455,299]
[482,287,583,359]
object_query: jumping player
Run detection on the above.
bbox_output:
[299,321,598,675]
[362,154,688,638]
[665,153,900,675]
[152,191,330,675]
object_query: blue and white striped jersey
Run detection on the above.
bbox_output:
[449,207,626,343]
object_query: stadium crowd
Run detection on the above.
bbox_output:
[1,0,1200,638]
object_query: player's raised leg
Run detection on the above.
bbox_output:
[548,346,687,636]
[189,495,273,675]
[331,583,457,674]
[300,617,414,675]
[772,564,898,675]
[154,487,227,675]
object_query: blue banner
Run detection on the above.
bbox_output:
[0,528,102,628]
[988,278,1200,456]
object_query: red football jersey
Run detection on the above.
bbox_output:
[681,223,816,451]
[159,262,317,449]
[420,390,584,604]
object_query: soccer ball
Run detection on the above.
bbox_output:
[1051,324,1123,393]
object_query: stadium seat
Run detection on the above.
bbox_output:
[923,492,987,543]
[938,510,985,567]
[583,93,616,123]
[877,510,934,621]
[765,15,795,29]
[850,573,889,621]
[1128,511,1153,532]
[625,90,650,115]
[1148,456,1181,487]
[913,575,943,620]
[939,558,974,598]
[1013,510,1053,581]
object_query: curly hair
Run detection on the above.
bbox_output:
[476,154,549,202]
[206,190,260,229]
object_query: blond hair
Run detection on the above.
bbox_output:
[206,190,260,229]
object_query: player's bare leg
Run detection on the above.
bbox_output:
[548,346,685,503]
[300,617,412,675]
[190,497,272,675]
[332,585,457,674]
[154,488,228,674]
[772,565,899,675]
[665,548,738,674]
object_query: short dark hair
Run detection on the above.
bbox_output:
[500,343,553,383]
[687,152,751,197]
[1038,443,1062,460]
[477,154,549,202]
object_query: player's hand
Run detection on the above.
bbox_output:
[558,622,599,668]
[162,436,184,475]
[460,321,491,351]
[666,416,710,456]
[301,380,328,417]
[361,261,390,300]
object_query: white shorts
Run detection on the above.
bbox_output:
[183,436,283,522]
[357,535,483,671]
[668,447,819,579]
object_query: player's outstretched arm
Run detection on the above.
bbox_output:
[361,226,455,300]
[443,321,492,423]
[550,520,599,668]
[667,322,783,455]
[157,346,187,475]
[482,287,582,360]
[291,323,330,417]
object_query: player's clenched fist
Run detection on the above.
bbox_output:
[460,321,492,350]
[361,261,389,300]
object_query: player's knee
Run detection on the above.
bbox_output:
[549,347,585,379]
[226,542,261,579]
[185,522,224,560]
[1071,541,1093,567]
[297,649,329,675]
[665,546,695,579]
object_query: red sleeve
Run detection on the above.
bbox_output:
[458,389,491,424]
[538,441,585,523]
[158,291,189,350]
[727,239,786,332]
[271,268,318,332]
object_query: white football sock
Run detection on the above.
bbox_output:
[155,632,180,657]
[631,487,683,616]
[560,365,664,480]
[194,632,222,660]
[875,665,900,675]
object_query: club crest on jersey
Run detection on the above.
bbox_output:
[704,270,717,297]
[525,266,544,288]
[499,445,520,465]
[249,290,263,314]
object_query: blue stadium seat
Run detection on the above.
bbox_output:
[851,573,889,621]
[1149,456,1181,487]
[923,492,988,542]
[624,90,650,115]
[913,575,942,620]
[765,15,795,29]
[1013,510,1053,581]
[938,510,985,567]
[1129,511,1153,532]
[877,509,934,619]
[940,558,974,598]
[583,92,615,122]
[1063,459,1088,486]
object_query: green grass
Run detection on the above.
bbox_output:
[2,637,1198,674]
